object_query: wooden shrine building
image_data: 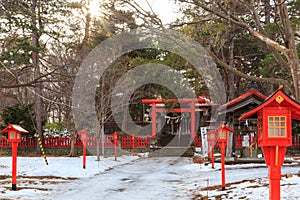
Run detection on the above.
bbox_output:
[217,89,267,157]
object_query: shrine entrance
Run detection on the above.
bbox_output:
[157,112,193,147]
[142,98,214,147]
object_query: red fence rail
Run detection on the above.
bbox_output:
[0,135,151,148]
[121,135,150,148]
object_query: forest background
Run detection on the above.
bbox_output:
[0,0,299,155]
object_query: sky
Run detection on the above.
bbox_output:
[135,0,182,24]
[89,0,182,25]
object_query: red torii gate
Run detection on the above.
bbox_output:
[141,98,207,138]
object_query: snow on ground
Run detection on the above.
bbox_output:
[0,154,299,200]
[0,155,141,199]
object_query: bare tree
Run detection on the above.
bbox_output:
[177,0,299,98]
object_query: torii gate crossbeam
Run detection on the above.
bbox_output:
[142,98,206,138]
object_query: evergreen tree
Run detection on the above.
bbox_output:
[1,104,36,136]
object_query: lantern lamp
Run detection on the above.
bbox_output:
[78,130,88,142]
[3,125,28,143]
[239,86,300,200]
[216,123,234,190]
[217,124,234,143]
[207,130,216,143]
[1,124,28,191]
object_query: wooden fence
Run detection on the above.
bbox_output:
[0,135,151,148]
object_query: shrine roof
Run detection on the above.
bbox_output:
[1,124,29,134]
[217,89,267,113]
[217,124,234,133]
[239,86,300,120]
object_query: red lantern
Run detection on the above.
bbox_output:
[217,124,234,190]
[217,124,233,143]
[207,130,216,143]
[78,130,89,169]
[207,129,216,168]
[1,124,28,191]
[112,131,118,161]
[239,86,298,200]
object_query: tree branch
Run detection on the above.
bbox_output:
[187,0,290,54]
[170,19,212,28]
[208,49,294,93]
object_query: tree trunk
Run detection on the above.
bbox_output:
[278,1,300,100]
[31,0,42,154]
[235,54,242,96]
[67,114,76,157]
[98,73,106,159]
[80,1,91,61]
[122,104,129,133]
[227,31,235,101]
[67,0,92,156]
[96,122,101,161]
[264,0,271,24]
[68,132,76,157]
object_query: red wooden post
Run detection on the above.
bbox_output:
[207,142,210,160]
[78,130,89,169]
[191,101,195,138]
[11,142,18,190]
[211,144,215,169]
[152,103,156,138]
[207,129,216,166]
[113,132,118,161]
[83,144,86,168]
[221,141,226,190]
[131,134,135,155]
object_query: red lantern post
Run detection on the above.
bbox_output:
[1,124,28,191]
[78,130,89,169]
[217,124,234,191]
[112,131,118,161]
[207,142,211,161]
[207,129,216,169]
[131,134,135,156]
[239,87,298,200]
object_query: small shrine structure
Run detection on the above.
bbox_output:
[217,88,267,157]
[239,86,299,200]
